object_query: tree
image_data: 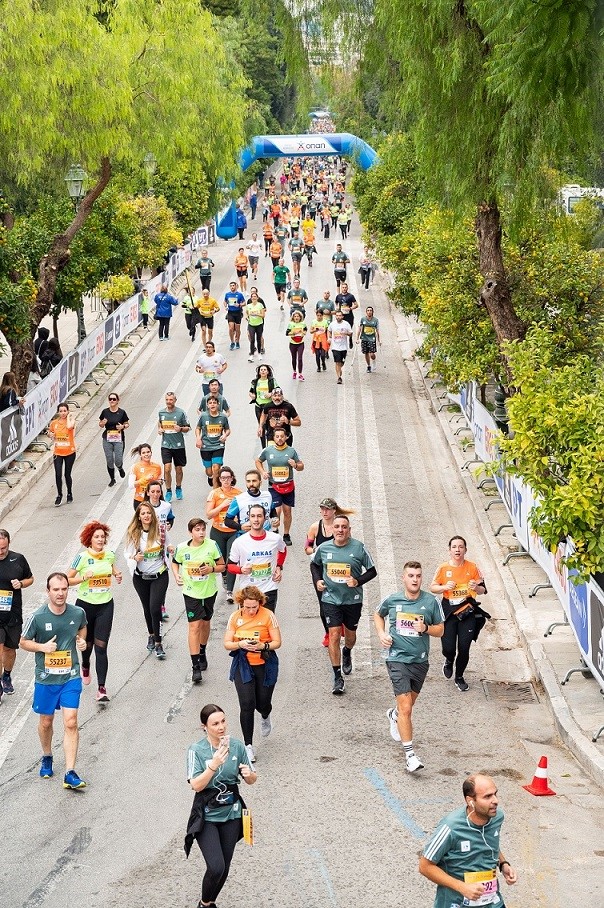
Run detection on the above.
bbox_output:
[0,0,248,389]
[115,196,182,275]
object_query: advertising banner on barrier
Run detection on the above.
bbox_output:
[0,226,213,472]
[457,380,604,691]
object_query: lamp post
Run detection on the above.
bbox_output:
[143,152,157,193]
[64,164,88,342]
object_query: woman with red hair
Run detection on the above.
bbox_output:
[66,521,122,702]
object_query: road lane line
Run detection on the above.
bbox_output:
[363,767,426,840]
[308,848,339,907]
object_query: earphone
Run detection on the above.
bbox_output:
[470,801,475,808]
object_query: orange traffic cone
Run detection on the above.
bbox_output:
[523,755,556,796]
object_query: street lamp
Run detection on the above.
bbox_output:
[64,164,88,210]
[143,152,157,193]
[64,164,88,342]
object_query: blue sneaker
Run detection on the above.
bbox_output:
[229,342,235,351]
[40,755,53,778]
[63,769,86,790]
[175,486,183,500]
[2,671,14,694]
[165,489,172,502]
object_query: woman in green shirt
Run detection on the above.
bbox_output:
[248,363,277,423]
[244,288,266,362]
[286,310,307,381]
[67,520,122,702]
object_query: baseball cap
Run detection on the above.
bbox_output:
[319,498,337,509]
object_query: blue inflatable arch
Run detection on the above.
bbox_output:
[216,132,378,239]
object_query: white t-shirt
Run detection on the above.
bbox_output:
[196,353,226,382]
[229,530,286,593]
[246,240,263,258]
[328,321,352,351]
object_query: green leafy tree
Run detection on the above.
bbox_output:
[115,196,182,275]
[0,0,247,389]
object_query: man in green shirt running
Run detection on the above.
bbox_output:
[272,257,290,310]
[20,572,88,789]
[172,518,225,683]
[374,561,444,772]
[311,516,377,695]
[158,391,191,502]
[195,397,230,488]
[420,773,517,907]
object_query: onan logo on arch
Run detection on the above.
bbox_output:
[297,141,329,151]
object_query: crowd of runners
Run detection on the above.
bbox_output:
[1,154,517,908]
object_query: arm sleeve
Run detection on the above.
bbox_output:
[310,561,323,588]
[357,565,378,588]
[276,547,287,568]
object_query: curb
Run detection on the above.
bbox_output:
[411,340,604,789]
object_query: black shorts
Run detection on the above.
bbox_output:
[361,337,377,354]
[274,283,286,297]
[291,253,302,262]
[332,349,347,364]
[0,622,21,649]
[161,447,187,467]
[184,593,217,622]
[199,316,215,328]
[322,601,362,631]
[386,660,429,696]
[236,269,248,278]
[270,486,295,508]
[249,256,259,267]
[227,311,243,324]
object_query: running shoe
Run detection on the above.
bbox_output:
[442,660,453,680]
[81,666,91,686]
[54,495,62,507]
[332,676,345,695]
[226,593,234,604]
[246,744,256,763]
[191,664,203,684]
[341,647,352,675]
[175,487,183,500]
[154,643,166,660]
[406,753,424,774]
[387,707,401,742]
[39,755,53,779]
[199,651,208,672]
[292,372,297,379]
[230,342,235,350]
[66,493,73,503]
[2,671,14,694]
[63,770,86,789]
[261,716,273,737]
[298,374,304,381]
[337,377,342,385]
[118,467,125,478]
[146,634,155,652]
[165,489,173,502]
[108,478,116,487]
[235,343,240,349]
[283,533,292,546]
[367,366,371,373]
[96,686,110,703]
[248,355,254,362]
[317,368,322,373]
[455,677,469,692]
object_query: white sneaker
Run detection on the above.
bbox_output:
[248,355,254,362]
[260,716,273,737]
[246,744,256,763]
[387,707,401,742]
[406,753,424,773]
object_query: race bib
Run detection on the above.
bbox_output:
[44,650,72,675]
[396,612,420,637]
[187,565,209,580]
[326,562,351,583]
[451,584,470,605]
[162,420,177,434]
[0,589,13,611]
[107,430,121,443]
[235,628,260,641]
[363,326,375,334]
[88,575,111,589]
[271,465,290,481]
[143,546,162,560]
[203,371,215,381]
[207,423,222,437]
[251,560,272,579]
[55,438,70,449]
[462,870,498,906]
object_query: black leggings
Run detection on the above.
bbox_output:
[289,342,304,373]
[54,453,75,496]
[200,275,212,291]
[248,323,264,355]
[157,317,171,339]
[441,613,477,679]
[196,817,242,904]
[314,347,327,369]
[132,570,169,643]
[233,662,276,745]
[360,266,371,290]
[77,598,114,686]
[209,527,236,592]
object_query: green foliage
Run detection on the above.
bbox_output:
[153,165,211,236]
[98,273,135,302]
[501,328,604,575]
[115,196,182,273]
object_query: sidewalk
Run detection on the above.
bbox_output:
[388,299,604,788]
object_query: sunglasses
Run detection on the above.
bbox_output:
[108,397,118,402]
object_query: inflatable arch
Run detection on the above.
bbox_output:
[216,132,378,239]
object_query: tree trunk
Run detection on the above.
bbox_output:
[475,200,526,381]
[10,157,112,392]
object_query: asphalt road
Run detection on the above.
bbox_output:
[1,212,602,908]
